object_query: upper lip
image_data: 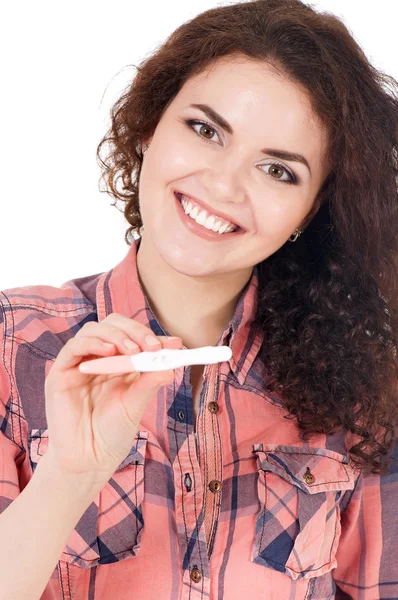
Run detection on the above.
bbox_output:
[174,190,245,231]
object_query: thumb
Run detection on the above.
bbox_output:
[124,369,174,390]
[120,369,174,425]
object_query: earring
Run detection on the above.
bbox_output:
[288,227,303,242]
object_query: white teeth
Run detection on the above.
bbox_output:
[179,195,237,234]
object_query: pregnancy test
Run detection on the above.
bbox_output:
[78,345,232,375]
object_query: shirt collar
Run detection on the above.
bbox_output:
[95,236,264,386]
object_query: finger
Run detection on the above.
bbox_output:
[76,319,182,354]
[76,323,144,355]
[53,336,118,372]
[101,313,182,352]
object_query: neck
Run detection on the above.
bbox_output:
[136,235,253,349]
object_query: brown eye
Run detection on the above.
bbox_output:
[187,119,221,144]
[269,164,284,179]
[199,124,215,139]
[261,161,296,184]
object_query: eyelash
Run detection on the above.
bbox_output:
[185,118,298,185]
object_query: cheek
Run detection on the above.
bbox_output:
[147,147,196,187]
[255,196,302,237]
[150,125,213,182]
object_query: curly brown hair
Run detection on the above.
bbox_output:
[96,0,398,476]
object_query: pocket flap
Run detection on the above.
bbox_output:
[28,429,149,473]
[252,443,357,494]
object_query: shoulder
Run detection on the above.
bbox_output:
[0,274,102,442]
[0,271,103,342]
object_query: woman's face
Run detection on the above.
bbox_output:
[138,56,330,277]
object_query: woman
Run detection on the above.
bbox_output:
[0,0,397,598]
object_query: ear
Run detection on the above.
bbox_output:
[300,198,322,231]
[299,173,332,231]
[141,138,153,152]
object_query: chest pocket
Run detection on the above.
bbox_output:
[251,443,358,581]
[28,428,148,568]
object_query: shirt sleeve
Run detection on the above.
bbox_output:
[0,301,30,517]
[333,441,398,599]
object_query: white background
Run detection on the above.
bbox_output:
[1,1,397,290]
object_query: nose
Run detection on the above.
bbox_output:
[205,150,247,205]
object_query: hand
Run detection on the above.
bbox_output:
[43,313,181,481]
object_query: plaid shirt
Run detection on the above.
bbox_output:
[1,236,397,600]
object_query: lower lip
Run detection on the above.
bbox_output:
[174,192,245,242]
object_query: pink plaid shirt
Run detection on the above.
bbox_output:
[1,236,397,599]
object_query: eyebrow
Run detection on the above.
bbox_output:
[188,102,312,176]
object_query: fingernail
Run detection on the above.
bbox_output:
[124,339,139,350]
[145,334,161,347]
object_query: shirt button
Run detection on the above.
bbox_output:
[190,568,202,583]
[208,401,219,414]
[178,411,185,421]
[303,467,315,485]
[209,479,222,493]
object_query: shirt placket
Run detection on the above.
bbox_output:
[172,362,222,599]
[198,362,223,558]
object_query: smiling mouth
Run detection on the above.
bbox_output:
[174,191,243,232]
